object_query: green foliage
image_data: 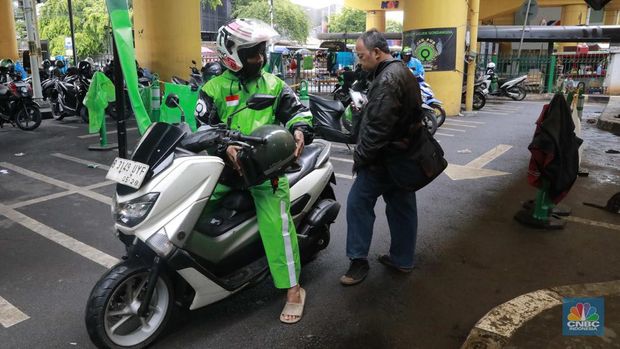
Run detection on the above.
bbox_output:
[328,8,365,33]
[233,0,310,43]
[386,20,402,33]
[201,0,223,10]
[38,0,111,59]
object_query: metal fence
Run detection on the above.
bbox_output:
[477,52,609,94]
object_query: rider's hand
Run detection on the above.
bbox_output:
[293,129,305,159]
[226,145,243,175]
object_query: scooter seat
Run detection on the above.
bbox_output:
[286,142,325,187]
[309,94,345,114]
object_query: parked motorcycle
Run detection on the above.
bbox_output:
[50,61,93,122]
[417,76,446,127]
[461,80,488,110]
[85,94,339,348]
[0,80,42,130]
[481,64,527,101]
[172,60,223,91]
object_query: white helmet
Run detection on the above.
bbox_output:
[486,62,496,69]
[216,18,279,72]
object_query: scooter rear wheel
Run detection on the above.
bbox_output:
[85,260,174,349]
[431,104,446,127]
[423,109,438,136]
[509,86,527,101]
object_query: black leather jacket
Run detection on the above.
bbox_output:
[354,59,423,169]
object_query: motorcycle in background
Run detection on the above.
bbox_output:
[481,62,527,101]
[0,80,42,130]
[417,76,446,127]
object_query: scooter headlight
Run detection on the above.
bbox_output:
[112,192,159,227]
[146,228,175,257]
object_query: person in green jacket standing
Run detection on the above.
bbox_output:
[194,19,313,324]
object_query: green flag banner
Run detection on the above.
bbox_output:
[105,0,152,134]
[84,71,116,134]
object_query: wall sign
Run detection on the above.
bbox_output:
[403,27,457,71]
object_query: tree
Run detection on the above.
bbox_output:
[38,0,111,58]
[233,0,310,43]
[201,0,223,10]
[328,7,365,33]
[386,19,402,33]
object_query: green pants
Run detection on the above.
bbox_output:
[206,176,301,289]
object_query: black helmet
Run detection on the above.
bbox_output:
[202,62,222,81]
[55,60,65,69]
[237,125,296,187]
[78,60,92,75]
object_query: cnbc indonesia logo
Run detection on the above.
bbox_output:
[563,298,604,336]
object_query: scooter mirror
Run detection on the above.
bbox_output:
[165,94,180,108]
[246,94,276,110]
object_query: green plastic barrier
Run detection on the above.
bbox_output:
[105,0,152,134]
[159,82,198,131]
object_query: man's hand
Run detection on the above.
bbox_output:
[226,145,243,175]
[294,129,305,159]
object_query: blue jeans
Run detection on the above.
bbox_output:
[346,167,418,268]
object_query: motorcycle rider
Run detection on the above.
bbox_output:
[485,62,498,92]
[401,48,425,78]
[194,18,313,324]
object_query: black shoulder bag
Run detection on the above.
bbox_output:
[385,125,448,192]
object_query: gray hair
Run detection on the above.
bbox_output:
[358,29,390,54]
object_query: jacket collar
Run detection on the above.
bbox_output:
[369,58,399,80]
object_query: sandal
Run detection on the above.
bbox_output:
[280,288,306,324]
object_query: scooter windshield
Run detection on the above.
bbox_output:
[116,122,186,195]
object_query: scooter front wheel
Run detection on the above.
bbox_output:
[85,260,174,349]
[423,109,438,136]
[15,103,42,131]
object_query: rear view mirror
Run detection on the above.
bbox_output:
[246,94,276,110]
[165,93,180,108]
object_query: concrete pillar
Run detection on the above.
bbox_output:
[604,10,620,25]
[559,4,588,52]
[366,10,386,32]
[0,0,19,60]
[403,0,467,116]
[133,0,202,83]
[604,49,620,95]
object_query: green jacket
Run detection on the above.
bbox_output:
[196,70,313,140]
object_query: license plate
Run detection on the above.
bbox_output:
[106,158,150,189]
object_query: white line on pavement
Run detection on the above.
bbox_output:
[438,127,466,132]
[331,157,354,163]
[562,216,620,232]
[0,203,119,268]
[465,144,513,169]
[9,181,114,209]
[475,111,509,115]
[0,295,29,328]
[41,122,78,129]
[448,119,485,125]
[335,173,354,180]
[443,122,477,128]
[51,153,111,170]
[0,162,111,205]
[78,127,138,139]
[435,132,455,137]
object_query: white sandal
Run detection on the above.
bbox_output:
[280,288,306,324]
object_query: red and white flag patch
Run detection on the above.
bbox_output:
[226,95,240,107]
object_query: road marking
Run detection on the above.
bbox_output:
[51,153,111,170]
[331,157,353,163]
[437,127,466,132]
[78,127,138,139]
[465,144,513,169]
[475,110,509,115]
[0,203,119,268]
[444,144,512,180]
[335,173,354,180]
[0,162,111,205]
[443,122,477,128]
[0,295,29,328]
[41,122,78,129]
[448,119,485,125]
[9,181,114,209]
[562,216,620,232]
[435,132,454,137]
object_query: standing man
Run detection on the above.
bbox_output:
[402,47,425,78]
[340,29,424,285]
[196,19,314,323]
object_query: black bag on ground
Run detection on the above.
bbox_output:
[385,128,448,192]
